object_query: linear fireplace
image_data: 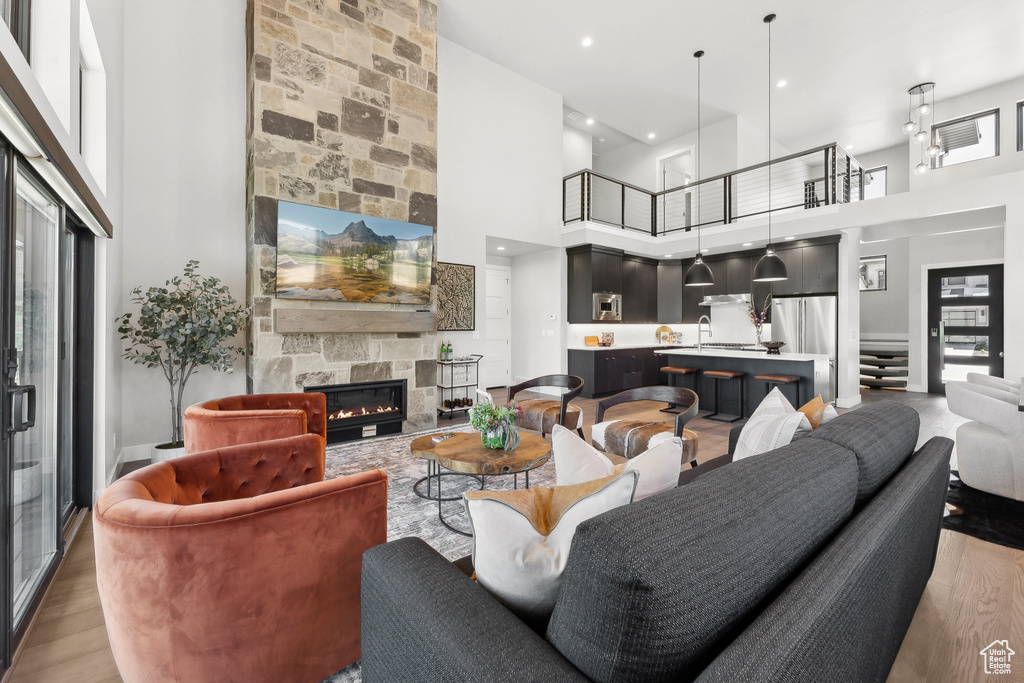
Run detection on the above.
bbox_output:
[304,379,407,444]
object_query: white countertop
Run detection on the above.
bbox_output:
[654,348,830,362]
[568,344,685,351]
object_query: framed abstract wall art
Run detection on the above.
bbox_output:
[436,262,475,331]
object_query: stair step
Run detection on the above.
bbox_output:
[860,347,909,358]
[860,367,909,378]
[860,357,909,367]
[861,378,908,389]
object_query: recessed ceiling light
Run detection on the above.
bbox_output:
[784,236,796,241]
[777,79,788,88]
[497,246,505,250]
[581,36,593,47]
[599,138,605,143]
[647,133,656,139]
[742,242,752,247]
[586,118,594,125]
[664,254,674,257]
[846,144,855,150]
[701,248,709,253]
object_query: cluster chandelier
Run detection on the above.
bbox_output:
[903,82,941,174]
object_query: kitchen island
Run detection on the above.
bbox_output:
[654,347,831,417]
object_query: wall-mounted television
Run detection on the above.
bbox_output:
[275,200,433,304]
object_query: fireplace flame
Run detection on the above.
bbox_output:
[328,405,398,420]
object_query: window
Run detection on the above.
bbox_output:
[931,109,999,169]
[1,0,30,60]
[862,166,886,200]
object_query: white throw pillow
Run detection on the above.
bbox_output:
[552,425,682,501]
[734,387,812,460]
[464,471,638,626]
[820,402,839,426]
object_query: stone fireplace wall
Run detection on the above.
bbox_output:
[245,0,439,433]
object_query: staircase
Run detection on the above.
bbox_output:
[861,341,908,390]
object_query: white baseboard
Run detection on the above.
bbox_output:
[836,394,862,409]
[121,442,156,464]
[905,384,926,394]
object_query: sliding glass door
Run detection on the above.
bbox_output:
[8,167,61,629]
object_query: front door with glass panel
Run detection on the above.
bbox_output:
[4,166,62,634]
[927,264,1004,394]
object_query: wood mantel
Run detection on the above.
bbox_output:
[273,308,435,334]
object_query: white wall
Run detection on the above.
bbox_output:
[119,0,247,452]
[906,227,1003,391]
[860,237,910,338]
[562,126,592,175]
[855,143,909,195]
[437,38,564,376]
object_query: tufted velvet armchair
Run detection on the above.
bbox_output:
[94,433,388,683]
[183,392,327,456]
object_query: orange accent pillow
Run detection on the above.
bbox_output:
[798,395,831,429]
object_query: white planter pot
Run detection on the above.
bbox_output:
[13,461,42,505]
[151,443,186,463]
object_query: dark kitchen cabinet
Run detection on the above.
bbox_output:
[569,348,662,398]
[567,245,624,323]
[801,243,839,294]
[681,260,706,323]
[768,248,804,296]
[704,259,728,296]
[623,256,658,323]
[593,250,622,294]
[657,261,683,323]
[725,256,752,295]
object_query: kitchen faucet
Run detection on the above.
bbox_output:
[697,315,713,352]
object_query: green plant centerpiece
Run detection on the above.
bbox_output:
[116,260,247,449]
[469,401,524,451]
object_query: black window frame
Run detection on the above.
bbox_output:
[1,0,31,62]
[930,108,1000,170]
[1016,100,1023,152]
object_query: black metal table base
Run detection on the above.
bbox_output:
[413,460,484,501]
[438,469,532,537]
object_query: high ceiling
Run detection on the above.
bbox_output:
[438,0,1024,155]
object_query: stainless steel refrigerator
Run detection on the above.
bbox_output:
[771,296,838,400]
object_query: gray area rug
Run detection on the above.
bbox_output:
[321,426,557,683]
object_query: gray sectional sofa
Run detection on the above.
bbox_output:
[360,401,951,682]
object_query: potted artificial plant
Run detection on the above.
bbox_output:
[116,260,247,461]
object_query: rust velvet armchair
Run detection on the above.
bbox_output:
[93,433,387,683]
[182,392,327,455]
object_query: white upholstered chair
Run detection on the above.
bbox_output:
[946,380,1024,502]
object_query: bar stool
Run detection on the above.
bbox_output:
[705,370,745,423]
[755,374,801,406]
[660,366,699,414]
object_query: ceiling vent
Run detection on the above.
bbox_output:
[566,111,583,120]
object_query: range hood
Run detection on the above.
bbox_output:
[699,293,752,307]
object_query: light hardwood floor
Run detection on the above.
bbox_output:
[8,389,1023,683]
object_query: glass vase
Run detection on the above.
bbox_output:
[501,424,521,451]
[481,426,505,450]
[755,327,763,347]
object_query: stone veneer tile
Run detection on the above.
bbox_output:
[369,144,410,167]
[352,178,396,198]
[282,333,324,354]
[408,191,436,227]
[341,98,386,142]
[393,36,422,64]
[415,359,436,388]
[419,0,437,31]
[262,110,314,142]
[317,110,338,131]
[295,371,333,389]
[337,2,364,22]
[372,54,407,80]
[410,142,436,171]
[337,191,361,211]
[351,362,393,382]
[324,334,371,362]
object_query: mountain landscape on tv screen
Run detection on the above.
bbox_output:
[275,201,432,304]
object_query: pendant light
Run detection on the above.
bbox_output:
[753,13,788,283]
[684,49,714,287]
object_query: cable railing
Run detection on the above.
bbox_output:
[563,143,866,236]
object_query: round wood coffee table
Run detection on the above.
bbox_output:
[408,433,483,501]
[432,432,552,536]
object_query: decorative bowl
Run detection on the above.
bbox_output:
[762,340,786,355]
